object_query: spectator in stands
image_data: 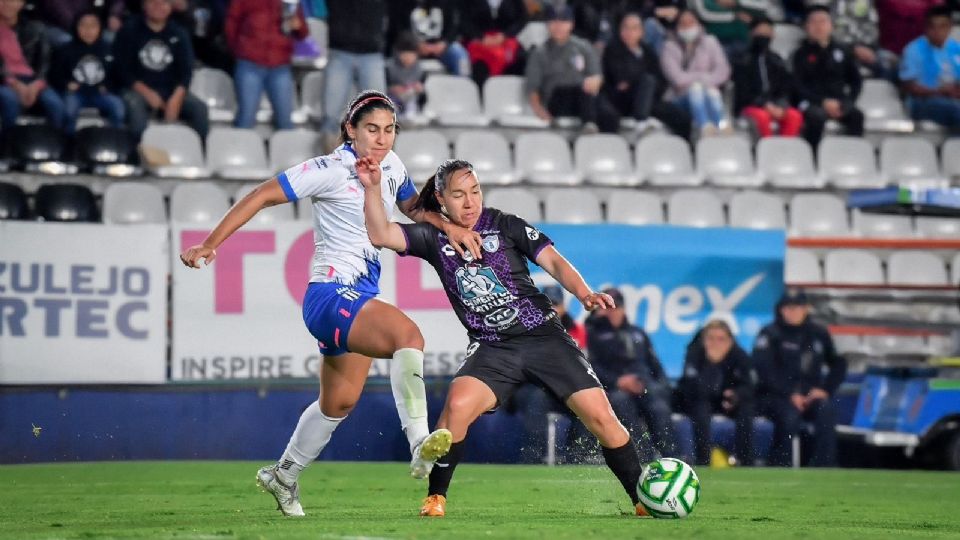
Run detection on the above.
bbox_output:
[462,0,527,86]
[34,0,124,47]
[525,5,619,133]
[171,0,233,73]
[792,6,863,149]
[386,32,425,118]
[113,0,208,140]
[388,0,470,77]
[0,0,66,132]
[753,289,846,467]
[226,0,306,130]
[603,11,692,139]
[900,6,960,130]
[319,0,387,152]
[831,0,899,82]
[877,0,946,57]
[587,287,678,458]
[733,15,803,138]
[661,9,731,136]
[542,284,586,348]
[677,319,755,466]
[50,9,124,134]
[692,0,769,59]
[643,0,686,53]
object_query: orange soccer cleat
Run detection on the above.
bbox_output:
[420,494,446,517]
[636,503,651,517]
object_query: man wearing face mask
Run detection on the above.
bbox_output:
[752,289,847,467]
[733,15,803,138]
[643,0,687,53]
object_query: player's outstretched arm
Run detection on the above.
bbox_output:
[179,178,288,268]
[535,245,615,311]
[357,156,408,252]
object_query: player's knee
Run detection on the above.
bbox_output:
[321,397,358,418]
[394,323,425,352]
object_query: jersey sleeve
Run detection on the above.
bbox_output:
[503,214,553,262]
[276,157,342,202]
[396,173,417,202]
[397,222,437,260]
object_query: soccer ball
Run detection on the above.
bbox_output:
[636,457,700,518]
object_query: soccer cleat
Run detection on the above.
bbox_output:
[420,494,446,517]
[636,503,651,517]
[410,428,452,479]
[256,464,305,517]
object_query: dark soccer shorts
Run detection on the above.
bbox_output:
[456,316,602,408]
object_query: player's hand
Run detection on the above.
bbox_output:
[806,387,829,403]
[443,222,483,261]
[180,244,216,268]
[355,156,382,188]
[790,393,807,412]
[580,291,615,311]
[617,374,644,395]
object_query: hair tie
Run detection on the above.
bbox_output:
[347,96,392,123]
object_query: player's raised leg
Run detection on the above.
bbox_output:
[348,298,451,478]
[566,387,649,516]
[420,376,498,517]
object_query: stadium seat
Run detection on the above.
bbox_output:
[544,189,602,224]
[856,79,913,133]
[517,21,548,50]
[75,126,139,176]
[864,334,927,356]
[170,182,230,223]
[269,129,319,173]
[954,253,960,285]
[784,248,822,284]
[789,193,850,236]
[0,181,29,220]
[915,216,960,238]
[484,187,541,221]
[887,251,948,286]
[190,67,237,123]
[394,130,450,183]
[729,191,786,229]
[482,76,549,128]
[635,133,701,186]
[818,136,883,189]
[206,127,272,180]
[941,138,960,181]
[757,137,822,188]
[832,334,867,356]
[6,124,72,174]
[515,132,581,185]
[824,249,884,284]
[102,182,166,224]
[926,334,956,356]
[606,191,664,225]
[667,189,725,228]
[696,135,761,187]
[454,131,517,185]
[141,124,211,178]
[300,71,324,121]
[574,134,639,186]
[424,75,490,126]
[771,23,804,61]
[879,137,944,186]
[234,184,295,223]
[34,183,99,222]
[851,210,913,238]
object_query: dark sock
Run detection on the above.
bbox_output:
[601,438,643,505]
[427,440,465,497]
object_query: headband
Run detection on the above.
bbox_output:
[347,95,393,123]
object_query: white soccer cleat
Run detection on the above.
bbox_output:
[410,428,453,480]
[256,464,305,517]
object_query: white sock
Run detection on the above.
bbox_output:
[276,401,345,485]
[390,347,430,454]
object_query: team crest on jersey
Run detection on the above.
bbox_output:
[482,235,500,253]
[455,262,516,312]
[465,342,479,357]
[525,226,540,240]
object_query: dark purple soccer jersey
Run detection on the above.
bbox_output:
[399,208,556,342]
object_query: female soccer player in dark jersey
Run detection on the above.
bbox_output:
[357,157,651,518]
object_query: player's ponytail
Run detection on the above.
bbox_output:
[414,173,444,214]
[411,159,476,215]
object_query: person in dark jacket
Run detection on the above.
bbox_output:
[677,319,755,466]
[112,0,208,140]
[388,0,470,76]
[733,15,803,138]
[587,287,678,457]
[50,9,124,134]
[603,11,692,139]
[462,0,527,86]
[753,289,847,467]
[791,5,864,149]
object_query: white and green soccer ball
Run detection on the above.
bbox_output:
[637,457,700,518]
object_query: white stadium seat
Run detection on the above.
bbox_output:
[852,210,913,238]
[790,193,849,236]
[824,249,884,285]
[190,67,236,123]
[606,191,664,225]
[954,253,960,285]
[818,136,883,189]
[696,135,761,187]
[544,189,602,224]
[424,75,490,127]
[170,182,230,223]
[484,187,542,221]
[394,130,450,183]
[729,191,786,229]
[757,137,822,188]
[880,136,944,186]
[887,251,948,286]
[269,129,319,173]
[916,216,960,238]
[857,79,913,133]
[785,248,822,284]
[102,182,166,224]
[864,334,927,356]
[482,76,549,128]
[575,134,639,186]
[667,189,725,228]
[941,138,960,180]
[299,71,324,121]
[454,131,517,185]
[234,184,295,223]
[206,127,272,180]
[771,23,804,61]
[141,124,210,178]
[515,132,581,185]
[636,133,701,186]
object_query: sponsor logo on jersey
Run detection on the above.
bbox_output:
[482,235,500,253]
[441,244,456,257]
[465,342,479,357]
[483,306,518,328]
[525,226,540,240]
[455,263,516,313]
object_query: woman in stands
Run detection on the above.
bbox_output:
[359,158,652,518]
[179,90,482,517]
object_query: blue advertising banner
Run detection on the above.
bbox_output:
[531,225,786,377]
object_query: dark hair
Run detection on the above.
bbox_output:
[394,31,420,54]
[926,5,953,22]
[72,8,102,41]
[749,14,773,30]
[804,5,831,21]
[339,90,397,144]
[412,159,476,214]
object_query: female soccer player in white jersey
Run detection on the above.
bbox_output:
[180,91,483,517]
[359,158,652,518]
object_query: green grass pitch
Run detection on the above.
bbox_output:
[1,462,958,539]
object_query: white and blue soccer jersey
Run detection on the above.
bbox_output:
[277,143,417,295]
